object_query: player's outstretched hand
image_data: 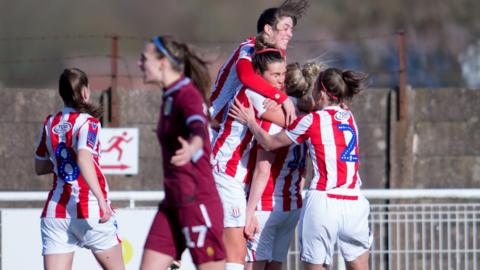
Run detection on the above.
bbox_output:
[282,98,297,126]
[228,98,255,125]
[99,200,112,223]
[171,137,193,166]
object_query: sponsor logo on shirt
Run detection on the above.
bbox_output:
[87,130,97,149]
[334,110,351,122]
[52,122,72,135]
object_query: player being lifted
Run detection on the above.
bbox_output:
[209,0,310,139]
[212,36,299,270]
[211,2,309,270]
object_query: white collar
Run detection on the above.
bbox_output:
[163,77,191,97]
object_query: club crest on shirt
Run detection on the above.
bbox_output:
[52,122,72,135]
[206,246,215,257]
[90,122,98,130]
[334,110,351,122]
[164,96,173,116]
[231,207,241,218]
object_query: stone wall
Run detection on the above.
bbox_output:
[407,88,480,188]
[0,87,478,191]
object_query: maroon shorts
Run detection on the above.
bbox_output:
[144,200,225,264]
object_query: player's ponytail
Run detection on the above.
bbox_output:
[151,36,210,105]
[254,34,276,51]
[341,70,367,99]
[179,43,211,105]
[285,62,323,113]
[317,68,368,104]
[59,68,103,118]
[252,35,285,74]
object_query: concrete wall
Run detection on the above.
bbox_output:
[0,87,479,191]
[409,88,480,188]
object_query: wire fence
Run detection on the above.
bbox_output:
[0,32,408,90]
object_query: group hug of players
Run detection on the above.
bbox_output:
[34,1,372,270]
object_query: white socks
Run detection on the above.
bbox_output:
[225,262,244,270]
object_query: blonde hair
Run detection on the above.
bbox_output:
[285,62,323,113]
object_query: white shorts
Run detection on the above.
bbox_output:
[247,209,301,262]
[214,171,247,227]
[41,217,121,255]
[299,190,372,265]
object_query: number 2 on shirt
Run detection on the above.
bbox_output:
[336,124,358,162]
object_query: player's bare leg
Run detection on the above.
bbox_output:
[265,261,282,270]
[93,243,125,270]
[43,252,74,270]
[197,260,225,270]
[303,262,328,270]
[249,261,267,270]
[140,249,174,270]
[345,251,369,270]
[223,227,247,269]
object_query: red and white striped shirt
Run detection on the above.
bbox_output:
[285,106,362,197]
[211,88,265,183]
[256,121,306,212]
[210,37,255,123]
[35,107,109,218]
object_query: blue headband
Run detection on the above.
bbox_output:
[152,37,181,66]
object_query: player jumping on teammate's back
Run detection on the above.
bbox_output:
[210,0,310,139]
[212,39,288,270]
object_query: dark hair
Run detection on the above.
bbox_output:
[59,68,103,118]
[317,68,368,104]
[256,0,309,33]
[252,36,285,74]
[150,36,211,104]
[285,62,322,113]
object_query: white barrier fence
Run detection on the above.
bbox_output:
[1,189,479,270]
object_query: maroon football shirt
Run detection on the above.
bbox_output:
[156,76,220,206]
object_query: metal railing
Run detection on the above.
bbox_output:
[284,189,480,270]
[0,189,478,207]
[0,189,479,270]
[368,203,479,270]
